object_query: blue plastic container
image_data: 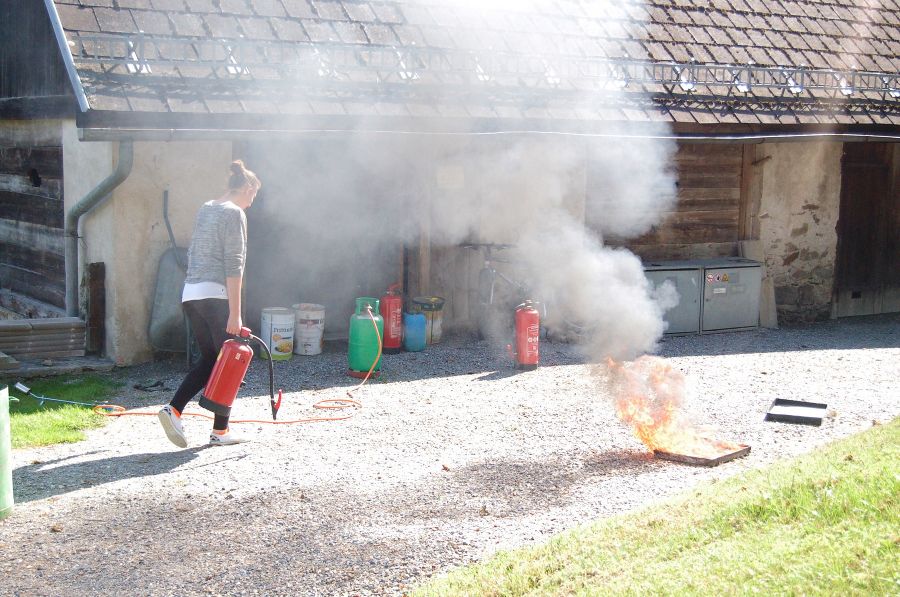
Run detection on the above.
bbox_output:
[403,312,426,352]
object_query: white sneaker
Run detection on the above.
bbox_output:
[158,405,187,448]
[208,429,249,446]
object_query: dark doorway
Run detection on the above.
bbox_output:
[834,143,900,317]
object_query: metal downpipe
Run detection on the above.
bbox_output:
[65,140,133,317]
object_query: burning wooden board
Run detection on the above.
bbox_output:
[654,444,751,467]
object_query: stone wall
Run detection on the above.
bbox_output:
[756,141,842,323]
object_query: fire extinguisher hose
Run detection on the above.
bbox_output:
[248,333,281,420]
[95,308,383,426]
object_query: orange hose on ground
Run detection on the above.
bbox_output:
[96,307,383,426]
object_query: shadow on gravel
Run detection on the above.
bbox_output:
[13,448,209,503]
[240,335,586,393]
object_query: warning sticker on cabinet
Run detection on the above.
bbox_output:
[713,287,727,294]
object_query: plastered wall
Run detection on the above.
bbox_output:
[63,125,231,364]
[756,141,842,323]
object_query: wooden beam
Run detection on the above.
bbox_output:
[739,144,763,241]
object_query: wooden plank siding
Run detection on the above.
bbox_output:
[0,144,66,308]
[589,143,745,260]
[0,2,71,100]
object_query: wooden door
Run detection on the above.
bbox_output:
[835,143,899,317]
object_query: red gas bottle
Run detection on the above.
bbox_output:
[509,301,540,370]
[199,327,254,418]
[380,283,403,354]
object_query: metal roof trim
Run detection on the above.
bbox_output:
[44,0,90,113]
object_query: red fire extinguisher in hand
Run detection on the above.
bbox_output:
[199,327,283,420]
[507,301,540,370]
[380,283,403,355]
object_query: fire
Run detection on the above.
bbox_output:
[604,356,742,459]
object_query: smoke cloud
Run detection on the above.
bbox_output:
[246,0,680,360]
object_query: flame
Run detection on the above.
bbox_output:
[604,356,742,459]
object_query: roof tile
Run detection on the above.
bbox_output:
[301,19,338,42]
[687,9,713,27]
[94,7,138,34]
[799,17,825,35]
[708,44,736,64]
[645,23,673,42]
[370,2,403,24]
[730,46,753,64]
[747,46,774,65]
[686,44,714,62]
[251,0,287,17]
[220,0,253,15]
[643,41,675,62]
[203,14,242,38]
[332,21,367,44]
[665,43,693,62]
[150,0,187,11]
[362,23,397,45]
[706,27,733,46]
[765,47,790,66]
[184,0,216,13]
[392,24,426,47]
[237,17,277,40]
[783,32,811,51]
[312,1,346,20]
[342,2,376,23]
[168,11,205,36]
[619,39,646,59]
[709,11,733,28]
[782,17,808,34]
[728,28,752,46]
[669,9,693,25]
[282,0,316,19]
[746,29,772,47]
[668,25,693,44]
[56,5,100,32]
[730,13,752,29]
[132,10,172,35]
[270,18,310,41]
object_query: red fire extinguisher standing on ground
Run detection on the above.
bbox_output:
[199,327,283,420]
[380,283,403,354]
[508,301,540,370]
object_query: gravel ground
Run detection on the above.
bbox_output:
[2,314,898,596]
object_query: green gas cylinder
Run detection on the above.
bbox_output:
[348,297,384,377]
[1,386,16,520]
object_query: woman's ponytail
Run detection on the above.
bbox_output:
[227,159,261,191]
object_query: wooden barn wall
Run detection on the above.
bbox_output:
[590,143,745,260]
[0,138,65,309]
[0,2,70,100]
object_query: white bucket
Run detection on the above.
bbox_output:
[260,307,294,360]
[292,303,325,355]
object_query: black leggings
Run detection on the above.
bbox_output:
[170,298,231,431]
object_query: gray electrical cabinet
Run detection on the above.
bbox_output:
[643,260,703,334]
[699,258,762,332]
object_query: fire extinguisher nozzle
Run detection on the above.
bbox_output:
[271,388,283,420]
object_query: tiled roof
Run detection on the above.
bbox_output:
[50,0,900,130]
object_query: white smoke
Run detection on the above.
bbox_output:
[247,0,680,360]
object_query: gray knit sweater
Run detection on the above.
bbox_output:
[184,201,247,286]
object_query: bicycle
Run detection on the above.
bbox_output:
[462,243,545,341]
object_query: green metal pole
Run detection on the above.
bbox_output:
[0,386,14,520]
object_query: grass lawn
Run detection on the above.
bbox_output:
[416,418,899,596]
[4,375,122,449]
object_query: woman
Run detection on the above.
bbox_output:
[158,160,261,447]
